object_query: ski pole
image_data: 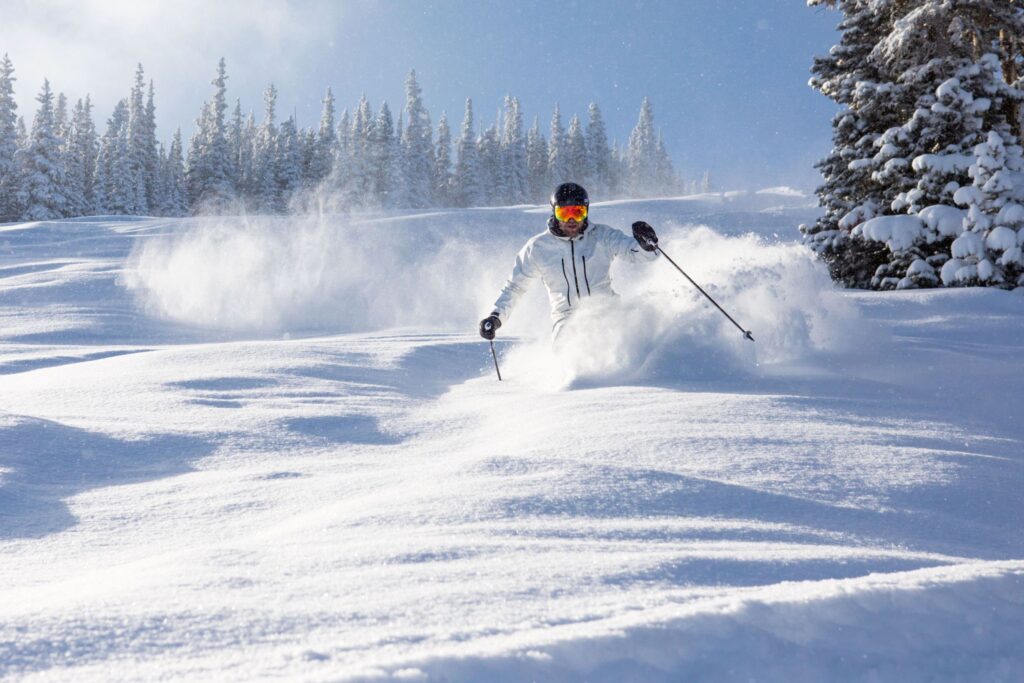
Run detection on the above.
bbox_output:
[655,246,755,342]
[488,340,503,381]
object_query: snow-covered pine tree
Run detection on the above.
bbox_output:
[16,79,68,220]
[433,111,453,206]
[184,102,209,208]
[329,108,352,207]
[948,128,1024,287]
[348,95,376,207]
[127,65,150,214]
[0,54,21,221]
[500,96,528,204]
[372,101,400,208]
[655,131,677,195]
[525,116,549,203]
[801,0,902,286]
[252,83,280,212]
[142,81,160,211]
[53,92,69,144]
[15,116,27,150]
[64,96,97,217]
[453,98,482,207]
[477,122,502,206]
[187,58,234,211]
[870,3,1024,288]
[298,127,316,190]
[627,97,659,198]
[401,70,434,208]
[564,114,588,188]
[307,88,336,186]
[585,103,612,197]
[236,110,257,202]
[609,140,627,198]
[154,142,167,215]
[806,0,1024,289]
[547,104,567,186]
[95,99,134,214]
[160,128,187,216]
[275,115,302,212]
[228,99,245,198]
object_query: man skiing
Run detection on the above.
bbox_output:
[479,182,660,342]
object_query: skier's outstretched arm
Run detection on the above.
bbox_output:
[489,243,539,325]
[605,222,660,263]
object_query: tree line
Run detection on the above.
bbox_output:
[803,0,1024,290]
[0,56,694,223]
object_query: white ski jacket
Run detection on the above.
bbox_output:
[491,222,658,331]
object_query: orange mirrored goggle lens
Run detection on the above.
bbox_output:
[554,204,588,222]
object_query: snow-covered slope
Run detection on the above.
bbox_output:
[1,193,1022,682]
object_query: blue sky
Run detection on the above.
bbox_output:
[2,0,841,191]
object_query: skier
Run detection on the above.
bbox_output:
[479,182,660,342]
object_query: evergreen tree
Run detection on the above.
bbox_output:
[308,88,336,185]
[275,115,302,211]
[64,96,97,216]
[627,97,659,196]
[186,58,234,210]
[184,102,209,208]
[95,99,133,214]
[228,99,245,195]
[17,79,67,220]
[298,127,316,189]
[548,104,567,185]
[609,140,627,197]
[433,111,453,206]
[564,114,588,186]
[161,128,187,216]
[801,0,901,286]
[142,81,160,210]
[237,110,257,201]
[401,70,434,208]
[0,54,21,221]
[585,103,612,197]
[53,92,69,143]
[330,108,352,205]
[453,98,482,207]
[525,116,549,202]
[15,116,28,150]
[127,65,150,213]
[806,0,1024,289]
[372,101,401,207]
[500,96,528,204]
[253,83,279,212]
[655,131,677,194]
[477,122,502,206]
[947,130,1024,287]
[348,94,376,206]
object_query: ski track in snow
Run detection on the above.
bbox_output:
[0,195,1022,682]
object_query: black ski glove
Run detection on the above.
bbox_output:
[479,314,501,340]
[632,221,659,251]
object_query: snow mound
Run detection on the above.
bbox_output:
[500,225,862,388]
[391,562,1024,683]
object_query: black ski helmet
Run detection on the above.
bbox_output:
[550,182,589,209]
[548,182,590,236]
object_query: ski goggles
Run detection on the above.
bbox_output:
[553,204,588,222]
